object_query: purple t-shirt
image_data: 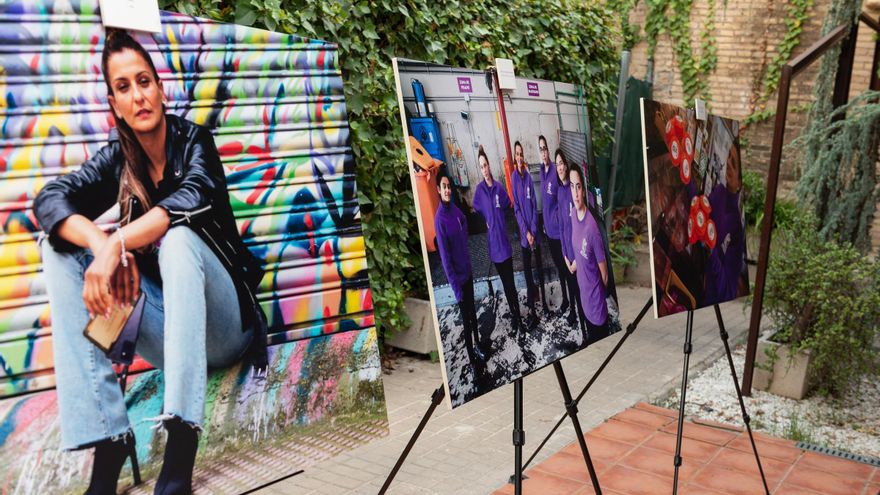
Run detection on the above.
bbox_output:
[704,186,745,305]
[511,166,538,248]
[540,160,561,239]
[434,201,472,303]
[473,180,513,264]
[557,181,575,261]
[571,207,608,326]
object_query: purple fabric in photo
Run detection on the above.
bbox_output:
[511,167,538,248]
[434,201,473,302]
[557,181,575,262]
[704,186,745,305]
[540,160,561,240]
[571,207,608,326]
[473,179,514,264]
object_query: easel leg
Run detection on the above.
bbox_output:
[507,378,526,495]
[522,297,653,471]
[117,365,142,486]
[553,362,602,495]
[714,305,771,495]
[672,310,694,495]
[379,386,446,495]
[512,379,525,494]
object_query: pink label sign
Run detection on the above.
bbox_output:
[527,82,539,97]
[457,77,472,93]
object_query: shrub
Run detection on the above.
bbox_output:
[742,169,802,232]
[163,0,621,338]
[764,212,880,397]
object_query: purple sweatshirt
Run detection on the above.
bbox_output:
[511,166,538,248]
[571,206,608,326]
[473,179,514,264]
[540,160,561,239]
[704,186,746,305]
[557,181,575,262]
[434,201,473,303]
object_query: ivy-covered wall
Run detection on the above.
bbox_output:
[160,0,621,336]
[624,0,875,176]
[622,0,880,254]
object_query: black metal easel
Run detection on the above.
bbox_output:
[381,298,655,494]
[671,306,770,495]
[521,297,653,471]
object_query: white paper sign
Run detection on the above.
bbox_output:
[495,58,516,91]
[99,0,162,33]
[695,98,707,121]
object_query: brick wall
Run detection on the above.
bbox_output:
[625,0,879,254]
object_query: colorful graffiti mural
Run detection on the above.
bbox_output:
[0,1,386,493]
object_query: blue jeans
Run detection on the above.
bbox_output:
[41,227,253,450]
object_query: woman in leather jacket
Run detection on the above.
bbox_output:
[33,29,267,495]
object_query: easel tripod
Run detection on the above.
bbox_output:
[671,305,770,495]
[380,297,655,495]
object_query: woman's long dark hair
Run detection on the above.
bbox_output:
[101,28,163,226]
[568,158,588,207]
[554,148,571,184]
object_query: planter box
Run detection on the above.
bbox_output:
[753,339,813,400]
[387,298,438,355]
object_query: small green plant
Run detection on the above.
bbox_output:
[741,170,801,231]
[782,410,816,444]
[764,212,880,397]
[609,223,639,269]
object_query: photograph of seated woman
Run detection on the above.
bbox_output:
[568,162,611,344]
[472,146,524,337]
[33,30,267,495]
[434,171,485,366]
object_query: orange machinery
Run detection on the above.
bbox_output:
[409,136,444,252]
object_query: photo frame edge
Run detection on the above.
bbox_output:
[639,97,660,319]
[391,57,455,409]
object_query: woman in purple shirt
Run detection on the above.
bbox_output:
[554,150,585,334]
[511,141,541,325]
[539,136,571,317]
[569,164,610,344]
[472,146,524,335]
[434,170,485,363]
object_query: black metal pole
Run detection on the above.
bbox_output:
[672,310,694,494]
[117,365,142,486]
[512,379,525,494]
[714,305,771,495]
[523,297,653,470]
[379,386,446,495]
[553,362,602,494]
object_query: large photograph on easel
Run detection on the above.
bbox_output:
[393,59,621,408]
[0,3,386,493]
[640,98,750,318]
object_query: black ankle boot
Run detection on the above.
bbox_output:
[153,417,198,495]
[85,433,132,495]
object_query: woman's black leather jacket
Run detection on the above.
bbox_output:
[34,114,268,372]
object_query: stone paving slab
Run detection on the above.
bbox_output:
[490,402,880,495]
[260,286,755,494]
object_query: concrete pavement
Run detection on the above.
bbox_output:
[258,286,752,494]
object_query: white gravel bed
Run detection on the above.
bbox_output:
[655,344,880,460]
